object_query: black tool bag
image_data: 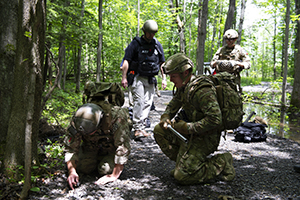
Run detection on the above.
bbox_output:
[234,122,268,143]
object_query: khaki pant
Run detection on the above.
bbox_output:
[131,75,154,131]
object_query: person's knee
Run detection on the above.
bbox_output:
[97,155,115,175]
[153,124,162,135]
[98,162,114,175]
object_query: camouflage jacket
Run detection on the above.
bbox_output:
[164,75,222,136]
[64,106,132,165]
[211,44,251,71]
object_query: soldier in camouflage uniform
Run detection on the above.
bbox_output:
[154,53,235,185]
[210,29,251,94]
[64,103,132,189]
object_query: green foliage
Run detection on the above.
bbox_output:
[42,81,83,128]
[157,76,174,91]
[240,76,262,86]
[44,0,297,88]
[44,139,65,169]
[30,187,41,192]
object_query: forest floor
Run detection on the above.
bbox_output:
[1,86,300,200]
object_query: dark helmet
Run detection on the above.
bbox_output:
[142,20,158,33]
[163,53,194,75]
[223,29,238,39]
[73,103,103,135]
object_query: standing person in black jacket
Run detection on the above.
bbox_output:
[121,20,167,139]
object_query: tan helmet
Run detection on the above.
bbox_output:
[73,103,103,135]
[223,29,238,39]
[142,20,158,33]
[163,53,194,75]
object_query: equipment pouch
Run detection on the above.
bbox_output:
[68,125,77,135]
[129,61,138,71]
[127,72,135,86]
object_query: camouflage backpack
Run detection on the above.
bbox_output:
[188,72,244,131]
[83,81,125,133]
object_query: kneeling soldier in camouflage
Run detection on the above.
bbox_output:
[64,103,132,189]
[154,53,235,185]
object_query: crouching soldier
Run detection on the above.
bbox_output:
[64,103,132,189]
[154,53,235,185]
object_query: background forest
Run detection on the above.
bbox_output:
[45,0,296,83]
[1,0,300,198]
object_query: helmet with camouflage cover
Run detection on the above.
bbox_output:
[223,29,238,39]
[142,20,158,33]
[163,53,194,75]
[73,103,103,135]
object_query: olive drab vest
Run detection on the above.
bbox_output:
[219,44,245,61]
[132,36,161,77]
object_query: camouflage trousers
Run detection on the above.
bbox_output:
[76,148,115,176]
[154,124,231,185]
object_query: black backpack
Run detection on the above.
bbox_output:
[234,122,268,142]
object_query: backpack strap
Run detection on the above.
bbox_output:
[187,76,214,101]
[186,76,215,122]
[133,36,142,45]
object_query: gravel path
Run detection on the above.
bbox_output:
[6,90,300,200]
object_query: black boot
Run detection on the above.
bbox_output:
[150,102,156,111]
[294,165,300,173]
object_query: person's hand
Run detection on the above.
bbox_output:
[162,79,167,90]
[159,114,171,129]
[67,171,79,190]
[121,77,128,89]
[94,174,117,185]
[211,61,217,69]
[173,120,189,135]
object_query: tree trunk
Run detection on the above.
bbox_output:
[4,0,45,192]
[236,0,246,45]
[57,44,65,89]
[273,13,277,80]
[196,0,208,75]
[0,0,19,158]
[209,1,219,61]
[175,0,185,53]
[76,0,85,93]
[188,0,195,58]
[290,0,300,109]
[63,47,67,91]
[96,0,103,82]
[281,0,289,108]
[137,0,140,37]
[279,0,290,136]
[223,0,236,46]
[44,41,51,87]
[217,4,223,49]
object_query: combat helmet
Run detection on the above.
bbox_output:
[223,29,238,39]
[73,103,103,135]
[163,53,194,75]
[142,20,158,33]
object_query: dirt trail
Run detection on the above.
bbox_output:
[23,90,300,200]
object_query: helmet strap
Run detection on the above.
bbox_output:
[180,70,191,86]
